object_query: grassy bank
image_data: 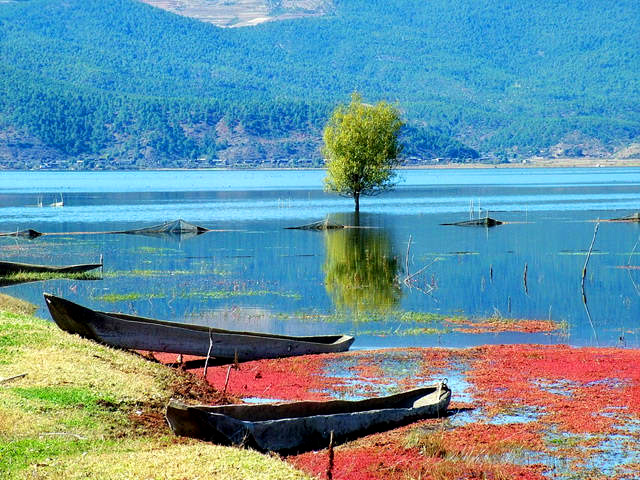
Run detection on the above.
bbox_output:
[0,293,309,480]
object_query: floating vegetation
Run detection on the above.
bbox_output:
[135,246,177,254]
[275,311,386,324]
[445,315,567,334]
[0,271,102,287]
[207,268,233,277]
[278,310,462,328]
[558,250,608,256]
[357,327,449,337]
[397,311,460,324]
[93,292,166,302]
[181,290,302,300]
[103,269,191,278]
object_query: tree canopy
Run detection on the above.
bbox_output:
[323,94,404,212]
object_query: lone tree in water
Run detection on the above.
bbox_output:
[323,93,404,212]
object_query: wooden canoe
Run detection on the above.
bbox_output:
[43,294,354,361]
[441,217,503,227]
[112,219,210,239]
[0,260,102,275]
[166,383,451,454]
[0,229,42,239]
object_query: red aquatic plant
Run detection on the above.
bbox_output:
[290,420,547,480]
[150,344,640,478]
[441,422,545,455]
[467,344,640,433]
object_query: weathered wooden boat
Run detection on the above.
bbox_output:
[43,294,354,361]
[113,219,210,239]
[0,260,102,276]
[441,217,503,227]
[0,229,43,239]
[286,219,346,230]
[607,212,640,222]
[166,383,451,454]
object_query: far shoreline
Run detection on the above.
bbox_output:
[3,157,640,173]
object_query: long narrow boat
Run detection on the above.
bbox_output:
[43,294,354,361]
[166,383,451,454]
[441,217,503,227]
[112,219,210,239]
[0,260,102,275]
[0,229,42,239]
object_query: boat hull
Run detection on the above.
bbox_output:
[166,384,451,454]
[43,294,354,361]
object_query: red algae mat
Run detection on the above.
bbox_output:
[154,345,640,479]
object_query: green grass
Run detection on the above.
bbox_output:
[0,437,101,477]
[12,386,116,411]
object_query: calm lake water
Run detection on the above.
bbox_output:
[1,168,640,349]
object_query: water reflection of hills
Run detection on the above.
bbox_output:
[323,219,401,314]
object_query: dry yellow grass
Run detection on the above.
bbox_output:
[0,293,37,316]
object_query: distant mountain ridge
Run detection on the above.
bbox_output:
[0,0,637,170]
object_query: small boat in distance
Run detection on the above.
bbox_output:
[113,219,210,238]
[607,212,640,222]
[166,383,451,454]
[0,260,102,275]
[50,193,64,207]
[441,216,503,227]
[0,229,43,239]
[43,294,354,361]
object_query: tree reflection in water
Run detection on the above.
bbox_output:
[323,225,402,314]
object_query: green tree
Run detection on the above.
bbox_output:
[323,93,404,212]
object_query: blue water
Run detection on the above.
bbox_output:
[1,167,640,349]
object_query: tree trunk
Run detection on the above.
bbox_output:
[354,192,360,212]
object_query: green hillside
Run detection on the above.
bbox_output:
[0,0,637,169]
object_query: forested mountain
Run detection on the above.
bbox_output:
[0,0,638,169]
